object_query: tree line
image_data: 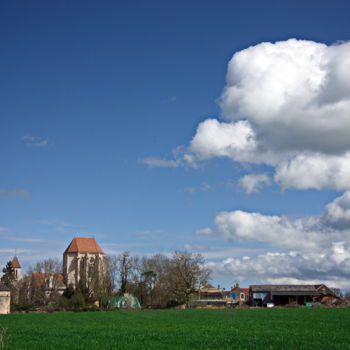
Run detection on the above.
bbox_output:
[1,251,211,311]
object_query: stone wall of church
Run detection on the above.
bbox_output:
[63,252,106,288]
[0,291,11,314]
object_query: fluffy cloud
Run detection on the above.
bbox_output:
[207,245,350,288]
[219,39,350,154]
[203,191,350,287]
[238,173,270,194]
[213,192,350,253]
[188,119,258,163]
[214,210,327,252]
[323,191,350,229]
[146,39,350,190]
[275,152,350,190]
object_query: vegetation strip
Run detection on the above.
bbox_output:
[1,309,350,350]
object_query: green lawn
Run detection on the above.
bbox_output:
[0,308,349,349]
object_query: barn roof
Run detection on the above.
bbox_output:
[250,285,321,295]
[64,237,104,254]
[11,256,21,268]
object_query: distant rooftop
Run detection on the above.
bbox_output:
[64,237,104,254]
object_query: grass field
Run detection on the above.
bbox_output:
[0,308,349,349]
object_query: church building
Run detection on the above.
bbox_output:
[63,237,106,288]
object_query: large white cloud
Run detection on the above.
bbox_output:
[207,244,350,288]
[213,191,350,252]
[144,39,350,190]
[182,39,350,191]
[201,191,350,287]
[219,39,350,154]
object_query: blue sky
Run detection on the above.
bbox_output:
[1,0,350,289]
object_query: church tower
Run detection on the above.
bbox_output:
[11,256,22,281]
[63,237,106,288]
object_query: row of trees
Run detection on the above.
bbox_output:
[1,251,211,310]
[107,251,211,307]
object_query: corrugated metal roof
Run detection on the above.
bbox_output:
[250,285,319,292]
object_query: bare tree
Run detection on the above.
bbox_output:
[117,252,134,295]
[28,258,62,274]
[166,251,211,308]
[138,254,170,307]
[105,255,118,294]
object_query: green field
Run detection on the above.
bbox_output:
[1,308,349,349]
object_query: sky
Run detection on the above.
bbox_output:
[1,0,350,289]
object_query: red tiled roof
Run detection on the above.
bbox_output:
[242,288,250,295]
[11,256,21,268]
[64,237,104,254]
[31,273,66,289]
[32,272,64,282]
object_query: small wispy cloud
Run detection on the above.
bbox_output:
[135,229,165,235]
[179,183,211,194]
[196,227,214,235]
[238,173,271,194]
[21,136,48,147]
[0,188,31,199]
[0,229,61,244]
[184,244,209,251]
[36,219,80,228]
[161,96,177,104]
[0,248,30,254]
[141,156,180,168]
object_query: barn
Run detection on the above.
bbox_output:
[250,284,336,306]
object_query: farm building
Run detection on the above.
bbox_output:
[192,287,227,307]
[228,283,249,305]
[0,282,10,314]
[250,284,336,306]
[192,284,250,308]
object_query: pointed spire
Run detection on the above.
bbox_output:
[11,256,21,268]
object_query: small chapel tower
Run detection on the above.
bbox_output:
[11,256,22,281]
[63,237,106,288]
